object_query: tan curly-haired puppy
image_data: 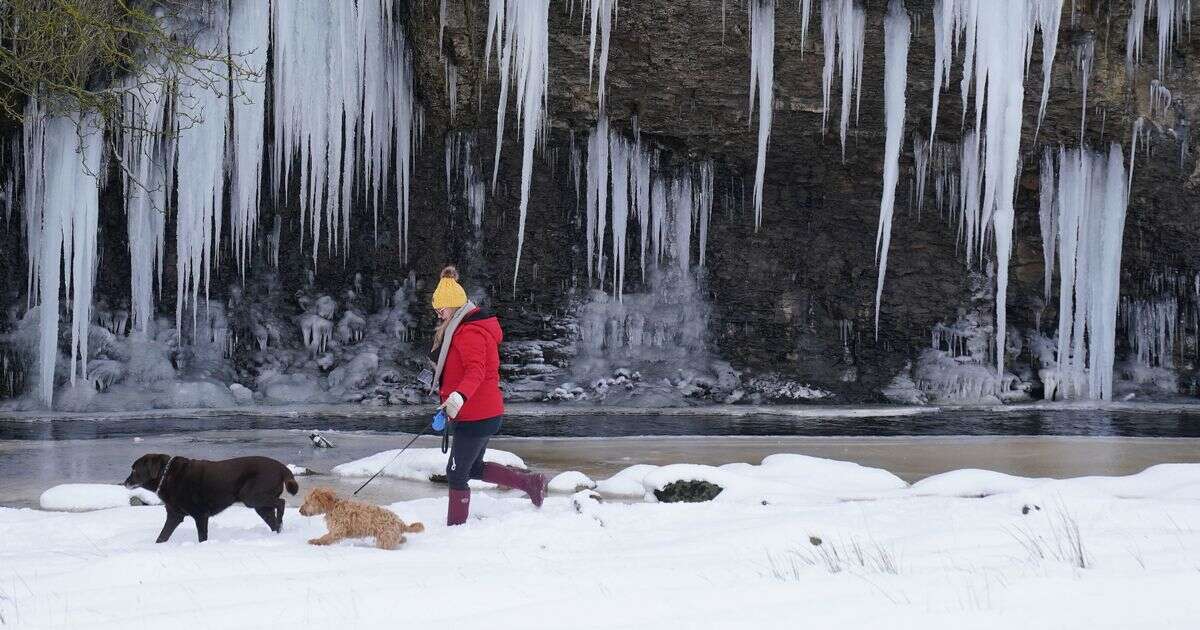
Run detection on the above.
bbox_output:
[299,487,424,550]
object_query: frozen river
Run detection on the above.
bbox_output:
[3,406,1200,508]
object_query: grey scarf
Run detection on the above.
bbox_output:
[431,300,477,392]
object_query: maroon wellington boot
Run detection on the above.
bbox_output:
[480,463,547,508]
[447,488,471,526]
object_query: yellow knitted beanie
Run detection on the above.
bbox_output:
[431,265,468,310]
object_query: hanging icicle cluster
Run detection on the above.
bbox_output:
[445,132,487,230]
[921,0,1064,377]
[1042,145,1130,401]
[272,0,419,264]
[1122,296,1178,369]
[584,118,714,300]
[1126,0,1192,79]
[14,0,419,407]
[21,101,104,406]
[486,0,551,293]
[820,0,865,161]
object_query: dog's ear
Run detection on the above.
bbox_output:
[312,487,336,508]
[143,454,170,477]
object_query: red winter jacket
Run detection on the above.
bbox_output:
[438,309,505,421]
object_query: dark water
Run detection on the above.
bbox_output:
[4,408,1200,440]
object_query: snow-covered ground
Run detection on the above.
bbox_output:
[4,455,1200,628]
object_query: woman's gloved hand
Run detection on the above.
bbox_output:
[440,391,465,419]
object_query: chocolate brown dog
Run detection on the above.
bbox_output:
[123,454,299,543]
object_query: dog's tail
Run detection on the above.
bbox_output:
[404,521,425,534]
[284,478,299,496]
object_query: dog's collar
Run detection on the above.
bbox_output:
[156,456,177,499]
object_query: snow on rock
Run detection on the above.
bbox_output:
[598,454,907,503]
[332,448,525,484]
[327,351,379,390]
[548,471,596,493]
[594,463,658,498]
[40,484,162,511]
[229,383,253,404]
[911,468,1044,497]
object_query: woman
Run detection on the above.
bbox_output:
[430,265,545,525]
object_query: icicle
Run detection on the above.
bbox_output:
[1038,148,1057,302]
[585,116,610,285]
[1034,0,1064,139]
[485,0,551,292]
[1150,79,1173,117]
[874,0,910,337]
[698,161,714,267]
[440,0,448,50]
[587,0,618,112]
[634,147,653,279]
[912,135,930,215]
[1129,116,1145,192]
[672,177,693,272]
[958,130,981,264]
[748,0,775,229]
[1075,36,1094,145]
[928,0,954,147]
[229,0,269,279]
[570,131,584,217]
[799,0,814,55]
[609,133,631,300]
[651,176,667,266]
[445,59,459,121]
[446,131,487,230]
[22,100,46,310]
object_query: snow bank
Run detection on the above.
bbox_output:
[912,463,1200,501]
[331,448,525,486]
[39,484,161,511]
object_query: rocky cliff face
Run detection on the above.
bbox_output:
[406,0,1200,401]
[2,0,1199,408]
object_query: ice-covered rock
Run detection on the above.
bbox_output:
[229,383,254,403]
[260,373,329,404]
[87,359,125,392]
[336,310,367,344]
[315,295,338,320]
[328,351,379,390]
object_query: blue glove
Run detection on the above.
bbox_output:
[432,409,447,432]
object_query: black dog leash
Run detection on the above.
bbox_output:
[353,424,432,496]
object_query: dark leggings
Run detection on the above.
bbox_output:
[446,417,502,490]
